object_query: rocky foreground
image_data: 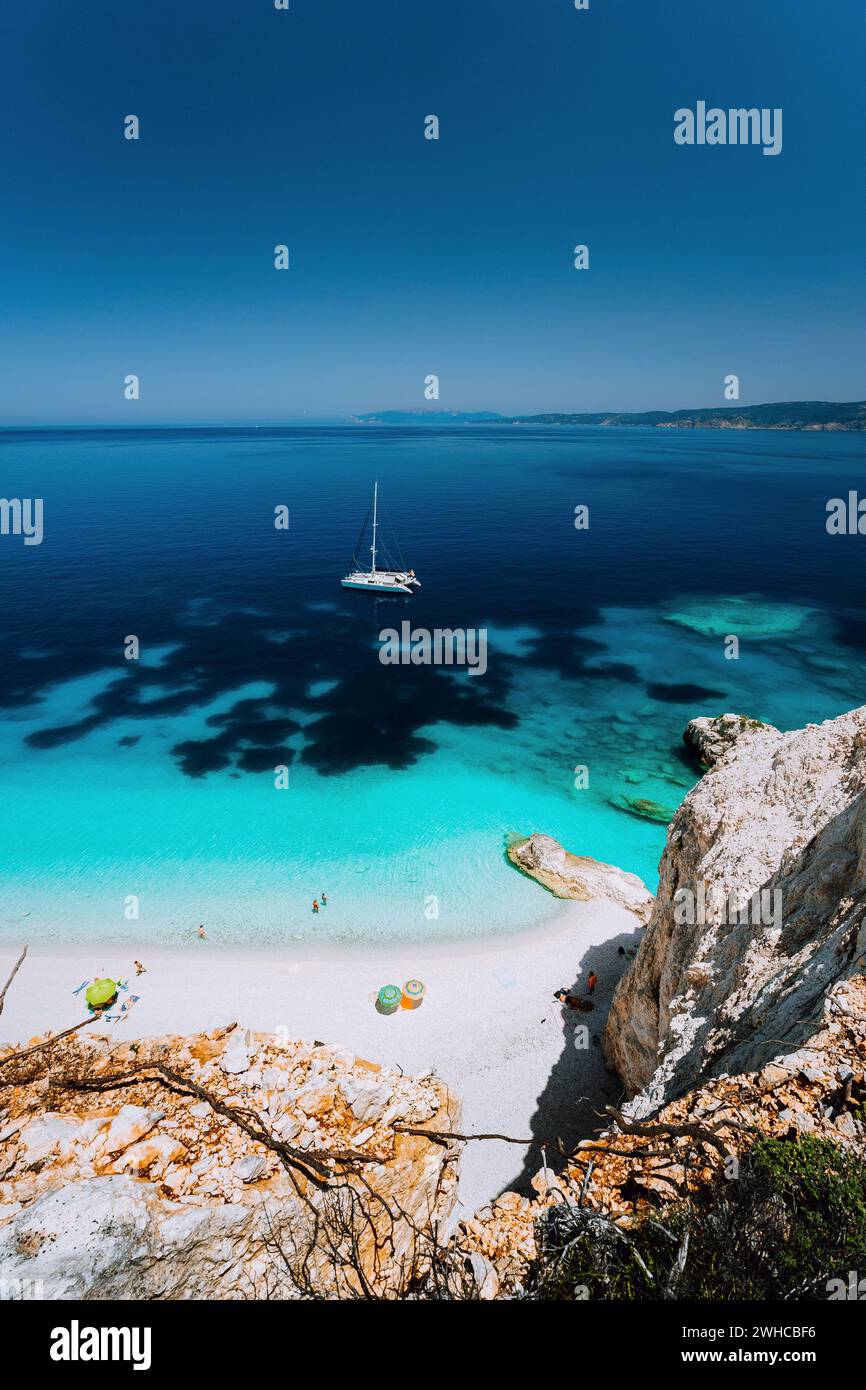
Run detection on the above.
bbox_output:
[2,704,866,1299]
[458,973,866,1290]
[0,1028,460,1298]
[459,706,866,1289]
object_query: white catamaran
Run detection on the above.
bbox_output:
[341,482,420,595]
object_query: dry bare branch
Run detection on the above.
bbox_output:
[0,1015,95,1068]
[0,945,27,1017]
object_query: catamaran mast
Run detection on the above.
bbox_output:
[371,480,378,575]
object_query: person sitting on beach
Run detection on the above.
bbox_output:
[555,989,584,1012]
[312,899,319,914]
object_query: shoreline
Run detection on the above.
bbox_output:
[0,893,584,965]
[0,898,644,1214]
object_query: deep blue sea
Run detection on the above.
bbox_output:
[1,424,864,946]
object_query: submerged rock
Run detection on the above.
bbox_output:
[508,833,653,923]
[609,794,678,825]
[663,596,814,640]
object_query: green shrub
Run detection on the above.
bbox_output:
[524,1136,866,1300]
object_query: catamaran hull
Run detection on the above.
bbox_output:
[341,577,415,594]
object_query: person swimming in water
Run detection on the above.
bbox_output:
[312,899,319,914]
[321,892,327,906]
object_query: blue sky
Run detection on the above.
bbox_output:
[1,0,864,423]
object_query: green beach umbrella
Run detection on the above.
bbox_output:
[85,977,118,1010]
[376,984,401,1014]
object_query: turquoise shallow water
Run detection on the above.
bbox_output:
[0,632,663,945]
[0,425,864,945]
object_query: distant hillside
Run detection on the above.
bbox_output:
[514,401,866,430]
[351,410,507,425]
[353,402,866,431]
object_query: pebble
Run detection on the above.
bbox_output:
[234,1155,267,1183]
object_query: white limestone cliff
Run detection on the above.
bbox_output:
[604,704,866,1113]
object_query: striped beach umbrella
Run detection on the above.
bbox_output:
[401,979,426,1010]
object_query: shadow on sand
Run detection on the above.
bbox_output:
[500,921,645,1198]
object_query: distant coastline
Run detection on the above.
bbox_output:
[351,400,866,432]
[4,401,866,433]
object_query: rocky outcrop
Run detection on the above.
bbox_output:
[605,704,866,1112]
[0,1026,460,1299]
[683,712,777,768]
[460,975,866,1290]
[467,707,866,1292]
[508,833,653,924]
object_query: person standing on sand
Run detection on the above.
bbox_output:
[134,960,146,975]
[587,971,598,994]
[198,924,206,940]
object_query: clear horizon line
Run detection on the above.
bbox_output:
[1,397,864,432]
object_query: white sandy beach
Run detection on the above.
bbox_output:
[0,899,643,1214]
